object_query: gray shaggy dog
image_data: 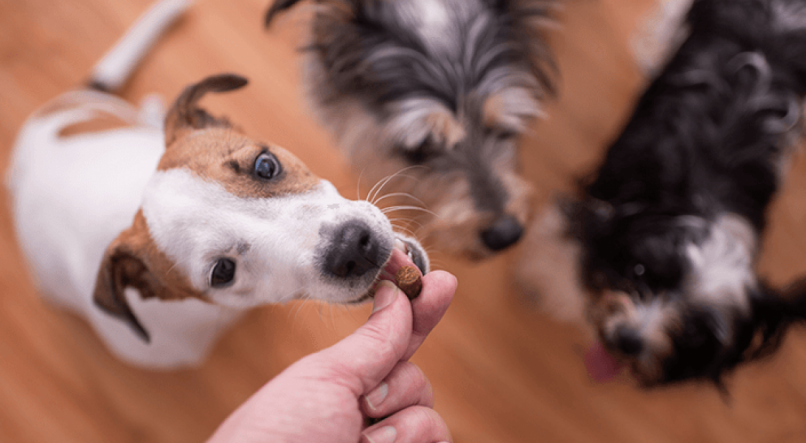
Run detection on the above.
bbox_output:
[265,0,558,259]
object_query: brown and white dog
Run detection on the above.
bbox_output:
[7,0,428,369]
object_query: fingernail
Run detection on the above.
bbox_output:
[363,426,396,443]
[364,382,388,411]
[372,281,397,314]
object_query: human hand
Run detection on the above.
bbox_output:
[208,270,457,443]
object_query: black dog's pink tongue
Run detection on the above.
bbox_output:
[584,342,623,382]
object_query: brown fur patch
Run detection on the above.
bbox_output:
[101,210,201,301]
[158,127,320,199]
[58,113,131,137]
[482,93,507,130]
[425,109,466,148]
[501,168,535,228]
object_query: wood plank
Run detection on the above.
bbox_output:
[0,0,804,441]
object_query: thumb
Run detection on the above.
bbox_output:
[314,280,413,396]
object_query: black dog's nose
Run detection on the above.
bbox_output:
[323,220,382,279]
[614,327,644,356]
[481,215,523,251]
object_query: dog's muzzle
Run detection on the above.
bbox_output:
[322,219,385,279]
[321,220,429,281]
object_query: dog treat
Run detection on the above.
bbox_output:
[395,266,423,300]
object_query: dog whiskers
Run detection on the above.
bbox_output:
[372,192,429,208]
[388,216,420,228]
[368,174,423,205]
[366,166,426,205]
[356,167,368,201]
[389,223,419,239]
[289,293,313,324]
[366,169,407,204]
[381,206,439,218]
[389,217,426,238]
[422,245,446,270]
[389,216,425,229]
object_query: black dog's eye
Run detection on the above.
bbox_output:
[400,139,438,164]
[404,149,429,164]
[254,152,281,180]
[210,258,236,287]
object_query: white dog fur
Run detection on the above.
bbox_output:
[7,0,427,369]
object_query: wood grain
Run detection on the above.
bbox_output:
[1,0,805,442]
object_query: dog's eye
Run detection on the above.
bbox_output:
[404,148,429,164]
[497,130,519,141]
[400,140,437,164]
[630,263,649,286]
[254,152,281,180]
[210,258,236,287]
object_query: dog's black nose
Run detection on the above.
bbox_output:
[481,215,523,251]
[323,220,382,279]
[614,327,644,356]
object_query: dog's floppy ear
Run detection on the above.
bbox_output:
[164,73,248,146]
[92,212,177,343]
[93,239,151,342]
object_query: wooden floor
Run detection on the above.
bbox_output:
[2,0,806,441]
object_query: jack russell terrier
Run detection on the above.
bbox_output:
[7,0,428,369]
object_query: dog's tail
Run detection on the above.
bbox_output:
[87,0,191,93]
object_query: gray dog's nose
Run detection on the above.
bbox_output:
[481,214,523,251]
[613,326,644,356]
[323,220,382,279]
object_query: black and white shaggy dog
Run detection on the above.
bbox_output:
[265,0,557,259]
[518,0,806,387]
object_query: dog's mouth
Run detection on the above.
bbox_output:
[584,341,625,382]
[393,235,429,275]
[586,340,668,385]
[350,235,429,304]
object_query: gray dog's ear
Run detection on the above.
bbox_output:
[164,73,248,146]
